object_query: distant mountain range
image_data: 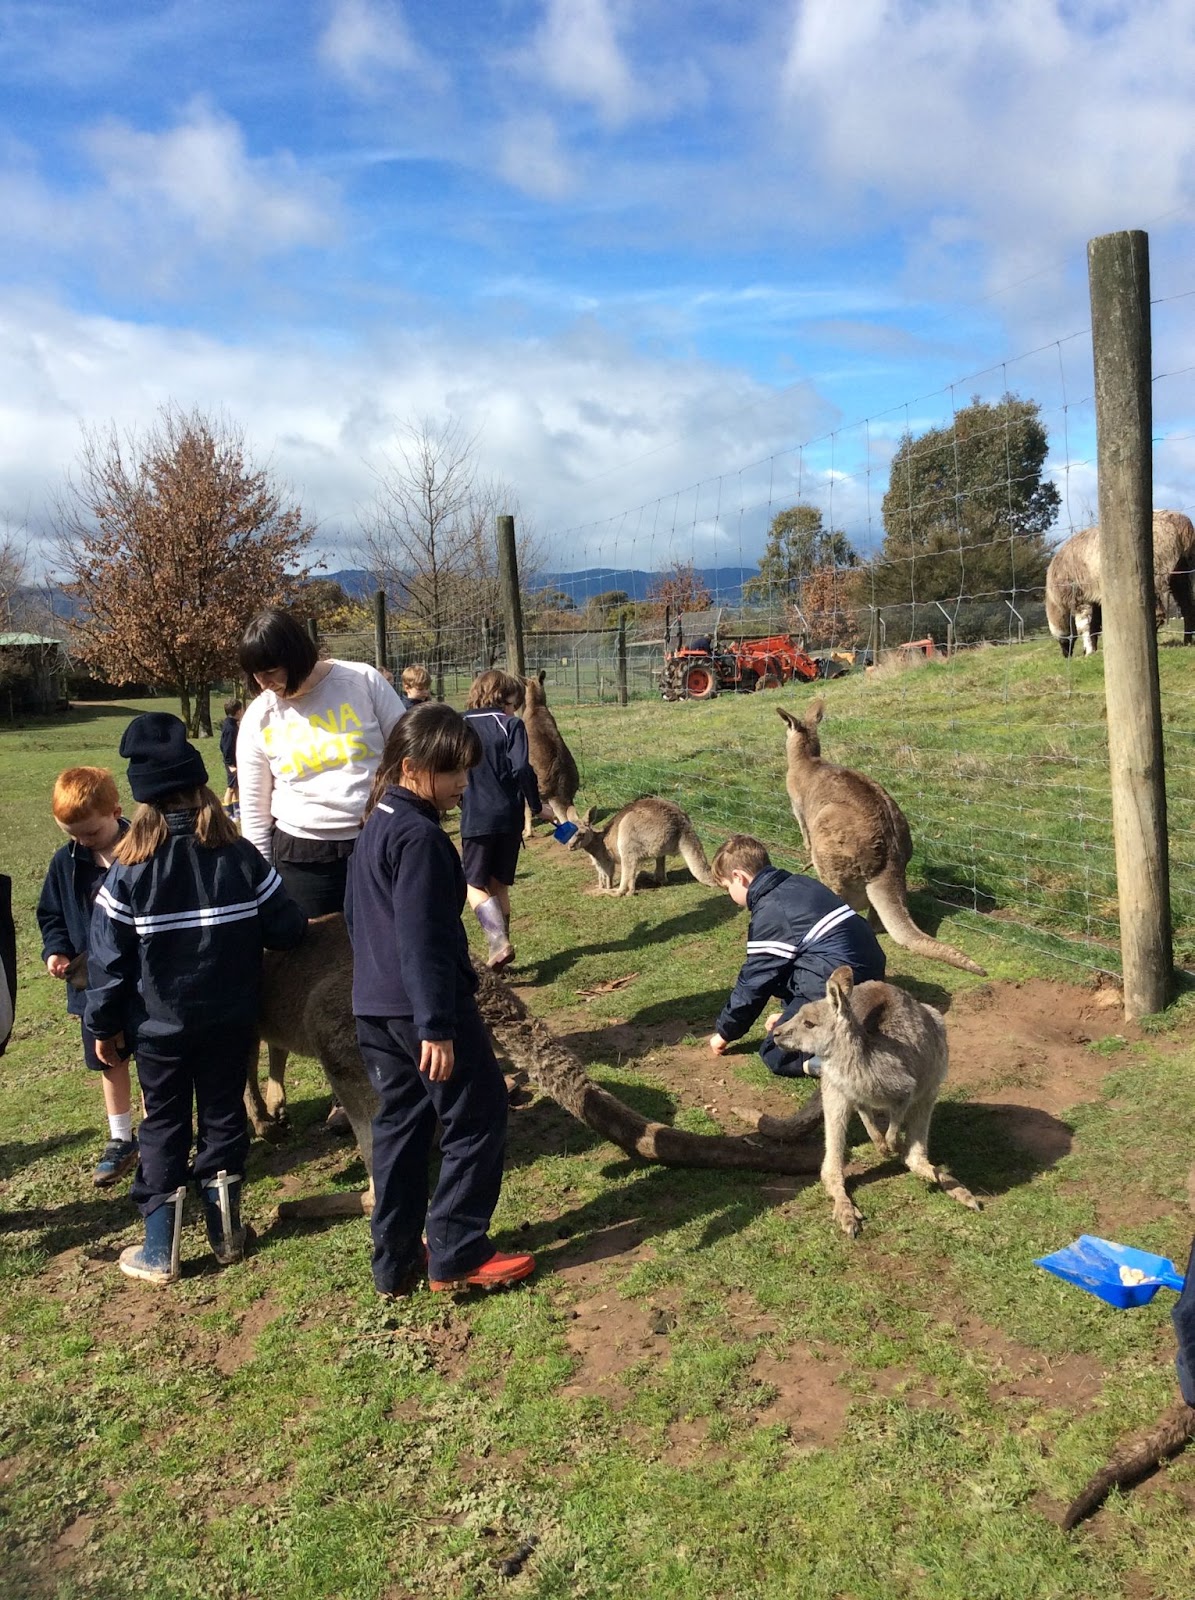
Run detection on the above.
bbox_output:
[30,563,761,625]
[326,566,758,606]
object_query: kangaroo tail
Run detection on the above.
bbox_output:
[865,873,987,976]
[1063,1403,1195,1530]
[679,826,717,886]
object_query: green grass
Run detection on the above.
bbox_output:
[1,673,1194,1599]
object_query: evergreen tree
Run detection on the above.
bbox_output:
[744,504,856,604]
[873,393,1059,606]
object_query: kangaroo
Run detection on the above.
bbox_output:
[778,702,986,975]
[567,796,716,895]
[521,671,581,840]
[771,965,979,1237]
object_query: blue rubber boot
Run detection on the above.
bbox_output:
[474,898,514,970]
[119,1186,186,1285]
[201,1170,248,1266]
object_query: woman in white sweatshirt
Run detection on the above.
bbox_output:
[236,609,405,917]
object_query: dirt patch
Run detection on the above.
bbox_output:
[750,1344,851,1446]
[934,1312,1105,1410]
[943,980,1139,1118]
[211,1294,281,1376]
[561,1291,674,1402]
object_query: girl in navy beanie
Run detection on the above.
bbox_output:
[84,713,307,1284]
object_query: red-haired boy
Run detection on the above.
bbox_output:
[36,767,137,1186]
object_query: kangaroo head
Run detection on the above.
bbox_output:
[771,963,855,1059]
[776,698,824,758]
[523,671,548,708]
[567,806,598,853]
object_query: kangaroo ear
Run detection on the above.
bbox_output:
[538,669,546,684]
[826,965,854,1012]
[806,698,825,728]
[777,708,799,730]
[581,806,594,825]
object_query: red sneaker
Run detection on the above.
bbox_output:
[429,1250,536,1293]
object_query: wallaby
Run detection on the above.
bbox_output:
[521,670,581,840]
[771,965,980,1237]
[777,702,986,976]
[567,796,716,895]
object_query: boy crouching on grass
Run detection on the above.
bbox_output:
[37,767,137,1187]
[708,834,887,1077]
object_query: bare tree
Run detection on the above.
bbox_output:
[55,406,314,735]
[358,419,541,694]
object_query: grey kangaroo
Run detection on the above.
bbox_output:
[778,702,986,975]
[568,796,716,895]
[771,965,980,1237]
[521,671,581,840]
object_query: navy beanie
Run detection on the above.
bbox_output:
[120,713,209,804]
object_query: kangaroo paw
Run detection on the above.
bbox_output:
[938,1171,982,1211]
[832,1197,863,1238]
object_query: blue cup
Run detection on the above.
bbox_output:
[553,821,579,844]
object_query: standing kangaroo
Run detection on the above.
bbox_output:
[778,702,986,976]
[568,796,716,895]
[521,671,581,840]
[771,965,980,1237]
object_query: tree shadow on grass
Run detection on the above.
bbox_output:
[0,1191,134,1261]
[529,895,738,985]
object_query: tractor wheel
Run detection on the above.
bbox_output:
[755,673,782,691]
[818,659,848,680]
[660,662,682,701]
[683,663,718,700]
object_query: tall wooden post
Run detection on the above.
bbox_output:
[496,514,525,677]
[616,614,628,706]
[1088,228,1172,1017]
[373,589,387,676]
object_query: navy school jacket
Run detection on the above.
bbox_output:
[37,818,131,1018]
[345,784,478,1040]
[459,709,542,837]
[219,716,240,781]
[714,865,887,1042]
[84,812,307,1046]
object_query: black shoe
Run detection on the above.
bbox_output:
[93,1136,138,1188]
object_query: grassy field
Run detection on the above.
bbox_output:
[1,668,1194,1599]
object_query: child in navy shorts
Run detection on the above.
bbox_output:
[461,670,553,970]
[708,834,887,1076]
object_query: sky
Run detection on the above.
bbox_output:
[4,0,1195,582]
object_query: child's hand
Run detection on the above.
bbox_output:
[708,1032,728,1055]
[94,1033,126,1069]
[419,1039,455,1081]
[46,955,71,979]
[764,1012,782,1034]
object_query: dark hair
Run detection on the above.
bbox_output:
[365,704,481,817]
[223,698,244,718]
[466,668,524,711]
[237,609,319,696]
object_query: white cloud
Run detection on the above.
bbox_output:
[0,293,837,576]
[496,112,576,200]
[0,102,338,293]
[317,0,425,93]
[530,0,638,127]
[778,0,1195,277]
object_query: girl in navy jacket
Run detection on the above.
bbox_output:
[460,670,552,970]
[346,702,536,1297]
[86,714,307,1285]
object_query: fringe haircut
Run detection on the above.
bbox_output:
[711,834,772,884]
[116,786,239,865]
[365,704,482,818]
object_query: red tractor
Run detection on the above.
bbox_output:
[660,632,823,700]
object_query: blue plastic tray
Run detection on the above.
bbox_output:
[1035,1234,1186,1308]
[552,821,578,844]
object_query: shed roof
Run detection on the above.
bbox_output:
[0,633,64,647]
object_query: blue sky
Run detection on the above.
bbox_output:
[3,0,1195,578]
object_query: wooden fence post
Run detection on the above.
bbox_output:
[496,515,525,677]
[306,617,319,649]
[373,589,387,676]
[616,614,628,706]
[1088,228,1172,1018]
